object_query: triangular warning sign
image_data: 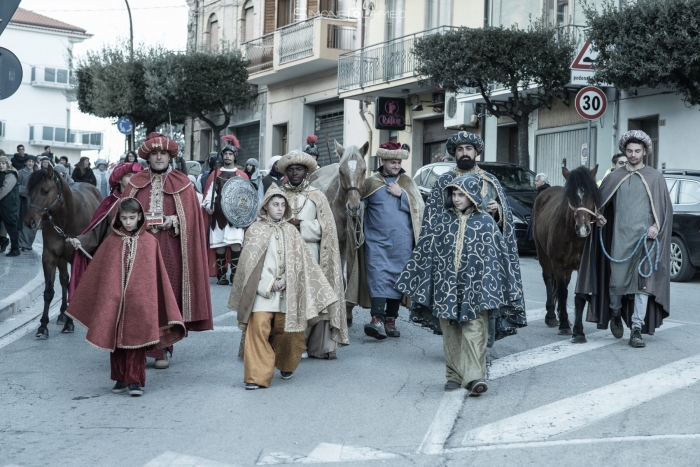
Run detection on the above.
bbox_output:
[571,40,599,70]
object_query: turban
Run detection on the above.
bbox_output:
[619,130,653,156]
[277,150,318,173]
[109,162,143,187]
[376,141,409,160]
[137,132,179,159]
[445,131,484,156]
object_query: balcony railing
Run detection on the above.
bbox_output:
[29,124,103,150]
[279,19,315,64]
[31,66,76,89]
[338,26,456,93]
[242,34,274,73]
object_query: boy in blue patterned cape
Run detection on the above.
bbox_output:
[395,174,526,395]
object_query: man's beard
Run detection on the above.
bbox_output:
[457,157,476,171]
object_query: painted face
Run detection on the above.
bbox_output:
[451,190,472,211]
[382,159,402,176]
[119,211,142,231]
[0,161,7,172]
[222,150,236,167]
[624,143,645,167]
[148,150,170,171]
[265,196,286,221]
[286,164,309,186]
[120,173,134,191]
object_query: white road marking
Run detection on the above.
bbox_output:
[667,318,700,326]
[143,451,237,467]
[0,299,61,350]
[210,326,241,333]
[462,352,700,447]
[525,306,574,322]
[213,311,237,323]
[257,443,398,465]
[418,322,682,454]
[445,433,700,453]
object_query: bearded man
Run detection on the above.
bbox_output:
[277,150,348,358]
[202,136,250,285]
[357,142,424,340]
[124,132,213,368]
[397,131,526,342]
[576,130,672,348]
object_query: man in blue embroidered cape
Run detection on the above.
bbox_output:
[396,174,526,393]
[403,131,525,338]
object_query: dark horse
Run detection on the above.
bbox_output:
[25,166,101,338]
[309,141,370,326]
[532,165,599,343]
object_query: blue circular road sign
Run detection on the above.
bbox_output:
[117,116,132,135]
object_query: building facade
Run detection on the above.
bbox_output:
[0,9,104,163]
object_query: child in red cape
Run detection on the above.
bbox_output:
[66,198,186,396]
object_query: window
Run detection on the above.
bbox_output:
[56,69,68,84]
[208,14,219,51]
[426,0,452,29]
[547,0,569,26]
[385,0,404,41]
[54,128,66,142]
[243,1,255,42]
[43,126,54,141]
[678,180,700,205]
[277,0,295,28]
[44,68,56,82]
[666,178,679,204]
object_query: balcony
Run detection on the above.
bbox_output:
[337,26,456,99]
[31,66,76,89]
[29,124,103,151]
[242,15,357,86]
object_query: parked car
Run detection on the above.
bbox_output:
[412,162,538,251]
[663,169,700,282]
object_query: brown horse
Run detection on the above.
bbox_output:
[309,141,370,325]
[25,166,101,338]
[532,165,599,343]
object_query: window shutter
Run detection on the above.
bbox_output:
[264,0,276,34]
[427,0,438,29]
[438,0,451,26]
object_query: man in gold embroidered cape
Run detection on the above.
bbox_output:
[343,142,424,339]
[277,150,348,358]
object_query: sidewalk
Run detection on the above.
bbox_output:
[0,231,46,322]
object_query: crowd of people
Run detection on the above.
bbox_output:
[2,128,670,398]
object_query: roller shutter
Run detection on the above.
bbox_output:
[315,101,344,167]
[535,127,597,187]
[234,122,261,163]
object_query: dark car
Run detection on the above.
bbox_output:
[663,170,700,282]
[413,162,538,251]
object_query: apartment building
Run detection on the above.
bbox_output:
[0,8,104,162]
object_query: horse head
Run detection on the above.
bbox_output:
[336,140,369,218]
[26,165,64,231]
[563,164,600,238]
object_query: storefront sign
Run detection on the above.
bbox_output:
[374,97,406,130]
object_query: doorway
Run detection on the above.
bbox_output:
[628,116,659,169]
[273,123,288,157]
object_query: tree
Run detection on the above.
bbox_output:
[413,21,576,167]
[75,42,183,134]
[144,46,254,149]
[584,0,700,106]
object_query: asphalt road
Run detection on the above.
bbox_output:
[1,255,700,467]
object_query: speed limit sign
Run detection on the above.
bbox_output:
[575,86,607,120]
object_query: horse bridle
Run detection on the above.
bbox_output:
[29,173,67,236]
[341,178,365,249]
[568,201,599,224]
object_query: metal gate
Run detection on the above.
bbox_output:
[234,122,261,163]
[315,101,344,166]
[535,127,597,187]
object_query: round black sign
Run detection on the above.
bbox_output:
[0,47,23,101]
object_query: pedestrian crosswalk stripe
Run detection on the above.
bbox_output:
[417,322,682,455]
[461,352,700,447]
[256,443,399,464]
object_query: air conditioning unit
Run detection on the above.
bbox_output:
[443,92,478,128]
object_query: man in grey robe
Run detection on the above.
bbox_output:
[361,142,424,339]
[17,158,37,251]
[576,130,672,348]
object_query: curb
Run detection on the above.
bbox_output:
[0,266,45,323]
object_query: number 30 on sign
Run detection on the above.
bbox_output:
[575,86,607,120]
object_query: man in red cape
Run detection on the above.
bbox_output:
[68,162,143,302]
[124,132,213,368]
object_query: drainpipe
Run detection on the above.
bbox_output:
[612,86,620,158]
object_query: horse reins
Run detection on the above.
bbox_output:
[342,185,365,249]
[568,202,600,224]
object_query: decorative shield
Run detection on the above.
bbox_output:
[221,176,259,228]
